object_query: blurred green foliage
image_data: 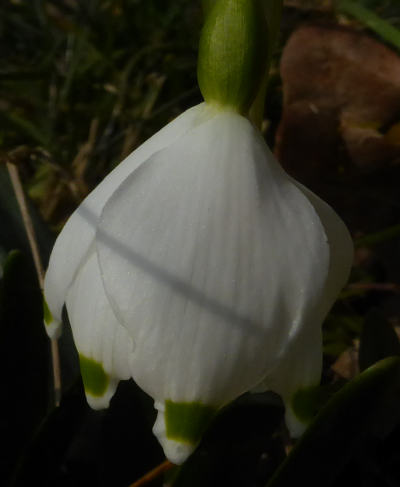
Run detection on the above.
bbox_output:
[0,0,202,227]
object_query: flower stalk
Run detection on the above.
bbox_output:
[198,0,269,112]
[6,159,62,406]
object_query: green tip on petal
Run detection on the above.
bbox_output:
[79,354,110,397]
[287,384,339,437]
[165,400,218,444]
[291,385,335,424]
[43,298,52,325]
[43,297,62,339]
[197,0,269,113]
[284,388,317,438]
[153,401,219,464]
[291,387,320,425]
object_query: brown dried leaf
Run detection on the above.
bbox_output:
[276,24,400,173]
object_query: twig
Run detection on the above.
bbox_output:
[128,460,174,487]
[6,160,62,406]
[6,162,45,285]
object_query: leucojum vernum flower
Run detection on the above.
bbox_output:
[43,0,353,465]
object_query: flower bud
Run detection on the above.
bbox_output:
[198,0,269,113]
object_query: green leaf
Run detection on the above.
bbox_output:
[354,223,400,248]
[12,380,164,487]
[336,0,400,50]
[323,312,363,358]
[9,382,88,487]
[1,110,51,147]
[266,357,400,487]
[0,250,51,484]
[359,309,400,371]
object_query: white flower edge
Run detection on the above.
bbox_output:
[93,107,353,460]
[254,183,353,436]
[44,103,211,334]
[64,248,134,408]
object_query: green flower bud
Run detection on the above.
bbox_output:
[197,0,269,113]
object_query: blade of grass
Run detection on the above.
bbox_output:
[336,0,400,50]
[2,111,50,147]
[354,223,400,247]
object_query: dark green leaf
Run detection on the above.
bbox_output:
[0,250,51,484]
[336,0,400,50]
[10,382,87,487]
[354,224,400,248]
[359,309,400,371]
[12,380,163,487]
[266,357,400,487]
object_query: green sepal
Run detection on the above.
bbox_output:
[198,0,269,113]
[165,400,218,444]
[79,354,110,397]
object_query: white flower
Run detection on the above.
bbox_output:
[44,102,353,464]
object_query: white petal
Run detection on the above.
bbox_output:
[65,249,134,408]
[152,402,197,465]
[82,376,120,410]
[295,183,354,313]
[255,184,353,435]
[44,103,209,324]
[96,108,332,409]
[256,325,323,437]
